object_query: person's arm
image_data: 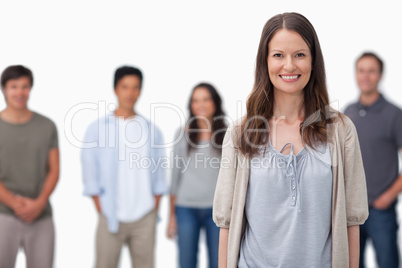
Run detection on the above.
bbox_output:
[341,117,368,266]
[373,148,402,209]
[376,113,402,208]
[14,148,60,223]
[37,148,60,204]
[166,128,185,239]
[154,195,162,211]
[348,225,360,268]
[372,173,402,209]
[213,125,238,267]
[166,155,180,239]
[167,195,177,238]
[81,124,102,214]
[219,228,229,268]
[92,195,101,213]
[0,182,24,211]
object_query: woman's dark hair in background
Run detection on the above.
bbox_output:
[114,66,143,89]
[187,82,227,152]
[239,12,332,157]
[1,65,33,89]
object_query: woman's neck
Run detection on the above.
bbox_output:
[196,117,213,129]
[196,117,213,140]
[273,91,304,123]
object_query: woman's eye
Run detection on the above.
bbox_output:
[273,54,283,57]
[296,53,305,57]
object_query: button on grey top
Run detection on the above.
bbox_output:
[238,139,332,268]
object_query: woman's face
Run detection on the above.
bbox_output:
[191,87,216,120]
[267,29,312,96]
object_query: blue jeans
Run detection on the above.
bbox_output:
[175,206,219,268]
[359,201,399,268]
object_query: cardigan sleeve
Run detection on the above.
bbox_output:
[213,124,238,228]
[343,117,369,226]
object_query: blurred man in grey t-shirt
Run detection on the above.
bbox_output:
[344,52,402,268]
[0,65,59,268]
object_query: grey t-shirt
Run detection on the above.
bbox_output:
[0,112,58,219]
[170,129,221,208]
[239,140,332,268]
[344,94,402,205]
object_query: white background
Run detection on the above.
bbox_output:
[1,1,401,267]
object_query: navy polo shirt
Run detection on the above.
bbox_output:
[344,94,402,205]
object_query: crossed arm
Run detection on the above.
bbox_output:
[0,148,60,223]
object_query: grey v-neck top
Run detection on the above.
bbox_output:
[238,139,333,268]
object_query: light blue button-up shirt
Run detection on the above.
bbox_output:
[81,113,168,233]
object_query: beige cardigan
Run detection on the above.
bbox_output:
[213,114,369,268]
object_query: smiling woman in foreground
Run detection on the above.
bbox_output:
[213,12,368,268]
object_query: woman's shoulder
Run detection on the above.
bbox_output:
[224,117,244,146]
[331,111,355,131]
[327,110,358,143]
[228,117,244,133]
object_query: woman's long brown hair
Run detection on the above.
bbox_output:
[239,12,333,157]
[187,83,227,153]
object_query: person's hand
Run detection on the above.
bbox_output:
[167,216,177,239]
[372,190,395,210]
[14,196,46,223]
[10,195,25,212]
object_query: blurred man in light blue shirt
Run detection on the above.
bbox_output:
[81,66,167,268]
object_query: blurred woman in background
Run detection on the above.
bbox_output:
[167,82,227,268]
